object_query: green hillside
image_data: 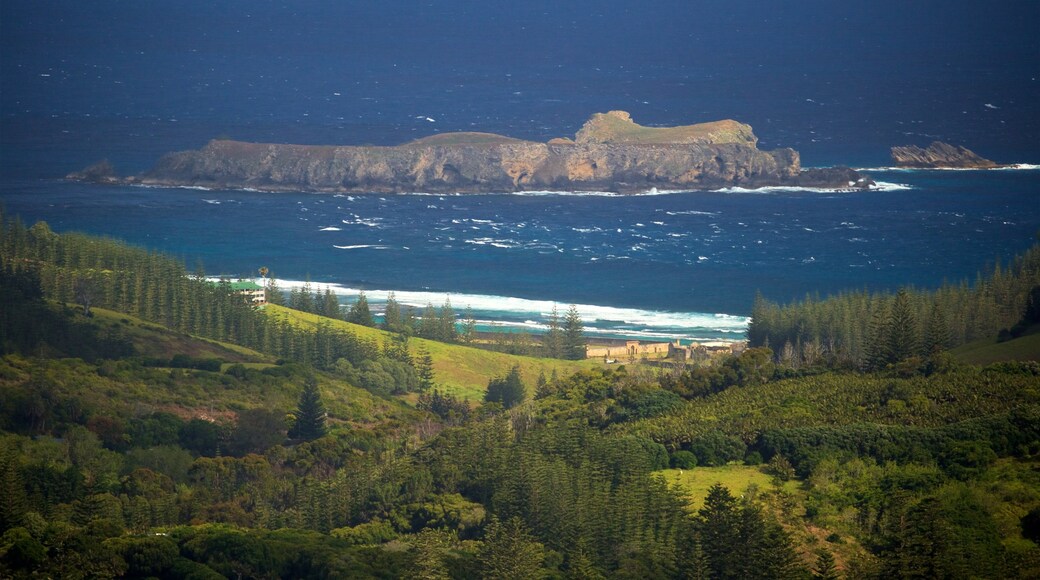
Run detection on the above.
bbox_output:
[953,327,1040,365]
[87,306,271,364]
[266,304,602,400]
[0,306,414,431]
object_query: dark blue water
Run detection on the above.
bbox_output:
[2,169,1038,340]
[2,1,1039,339]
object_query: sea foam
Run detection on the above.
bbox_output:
[712,181,911,194]
[855,164,1039,172]
[251,278,749,340]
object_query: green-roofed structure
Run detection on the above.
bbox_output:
[212,279,267,306]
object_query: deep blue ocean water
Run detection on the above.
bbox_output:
[2,169,1038,341]
[2,1,1038,340]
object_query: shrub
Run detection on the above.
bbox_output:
[670,450,697,469]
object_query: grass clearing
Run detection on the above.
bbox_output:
[657,464,798,510]
[265,305,602,400]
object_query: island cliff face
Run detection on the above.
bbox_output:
[890,141,998,169]
[89,111,869,193]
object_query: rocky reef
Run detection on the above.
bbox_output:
[75,111,870,193]
[65,159,120,184]
[890,141,998,169]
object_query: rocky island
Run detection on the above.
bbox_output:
[890,141,998,169]
[71,111,871,194]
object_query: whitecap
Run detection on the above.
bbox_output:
[332,244,391,250]
[713,181,911,194]
[665,210,718,216]
[319,226,342,231]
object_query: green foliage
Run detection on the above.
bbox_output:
[659,347,776,399]
[2,212,1038,578]
[484,365,526,409]
[695,484,804,579]
[670,450,697,469]
[562,305,587,360]
[749,242,1040,369]
[347,291,375,327]
[332,520,399,545]
[627,368,1040,452]
[544,305,563,359]
[416,347,436,393]
[689,432,746,467]
[478,516,546,580]
[288,375,328,441]
[418,389,471,425]
[228,408,286,456]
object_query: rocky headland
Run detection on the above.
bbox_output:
[70,111,871,193]
[890,141,998,169]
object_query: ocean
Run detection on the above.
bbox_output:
[2,1,1038,341]
[2,168,1038,342]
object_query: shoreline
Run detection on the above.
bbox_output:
[228,277,751,343]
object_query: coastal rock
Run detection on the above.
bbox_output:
[65,159,119,184]
[890,141,998,169]
[95,112,871,194]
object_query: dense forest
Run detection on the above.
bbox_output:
[0,211,1038,578]
[747,239,1040,369]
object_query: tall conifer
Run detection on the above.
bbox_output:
[888,288,919,362]
[544,305,563,359]
[347,291,374,326]
[922,301,951,356]
[289,376,327,441]
[383,291,401,331]
[563,305,587,360]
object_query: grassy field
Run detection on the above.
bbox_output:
[577,111,755,146]
[952,329,1040,365]
[657,464,799,510]
[265,305,603,400]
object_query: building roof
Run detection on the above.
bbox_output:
[211,280,264,291]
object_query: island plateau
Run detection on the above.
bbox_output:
[70,111,870,193]
[890,141,999,169]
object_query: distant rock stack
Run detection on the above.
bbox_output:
[71,112,871,194]
[890,141,998,169]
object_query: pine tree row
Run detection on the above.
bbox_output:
[747,240,1040,369]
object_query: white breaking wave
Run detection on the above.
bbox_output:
[464,238,519,249]
[332,244,391,250]
[995,163,1040,170]
[319,226,342,231]
[712,181,911,194]
[391,188,685,198]
[341,216,383,227]
[665,210,719,216]
[855,164,1039,172]
[254,278,749,338]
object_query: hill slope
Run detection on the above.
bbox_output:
[265,304,603,400]
[952,328,1040,365]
